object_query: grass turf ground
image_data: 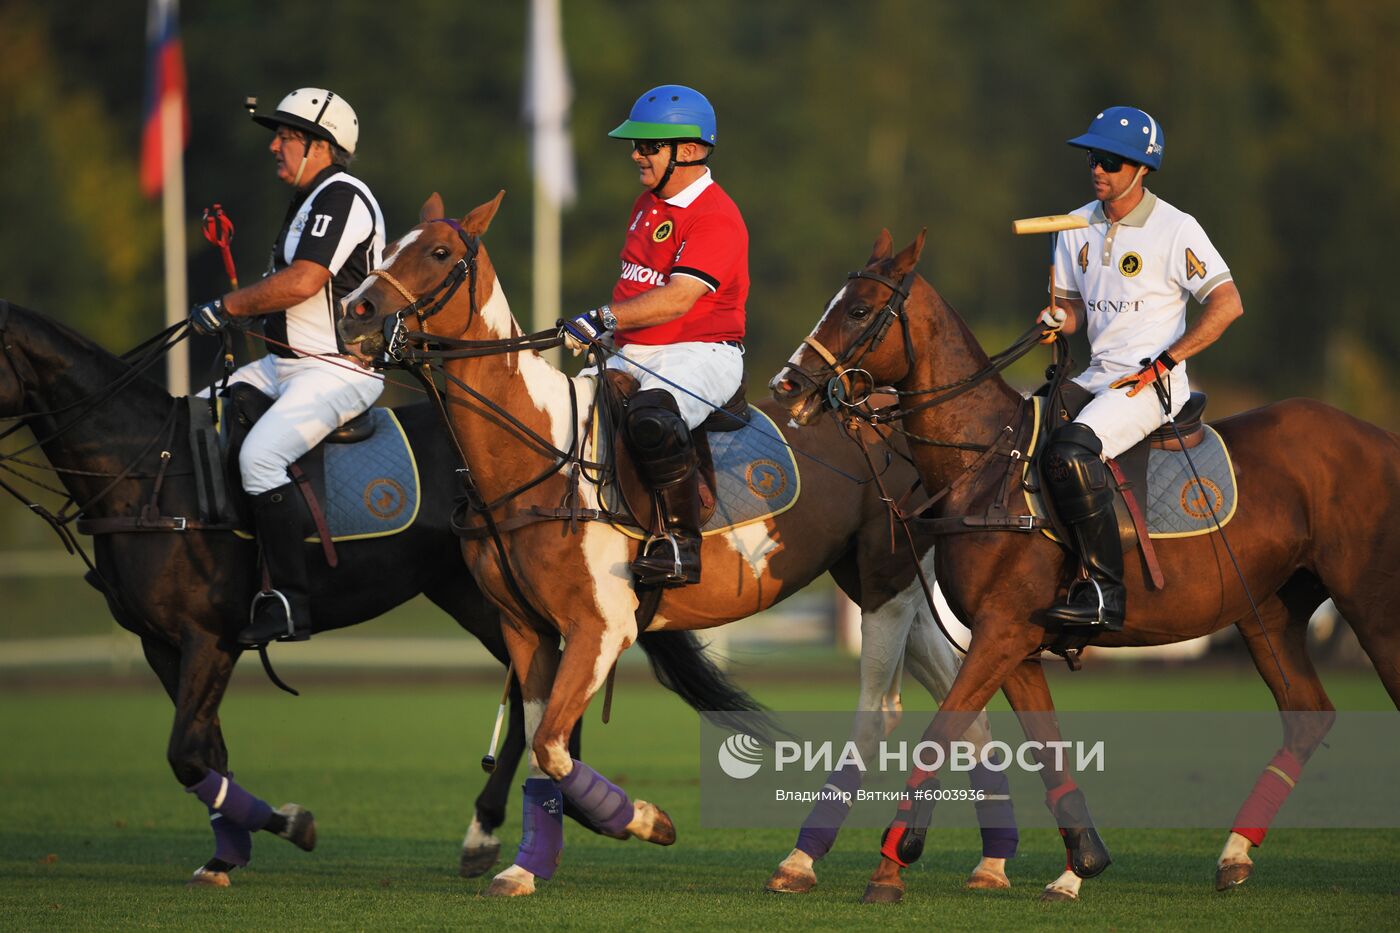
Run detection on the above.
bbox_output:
[2,664,1396,930]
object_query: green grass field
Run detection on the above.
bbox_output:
[2,663,1396,930]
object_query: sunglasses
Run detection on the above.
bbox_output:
[632,139,673,156]
[1086,149,1137,173]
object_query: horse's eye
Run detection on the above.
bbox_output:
[431,247,451,260]
[849,304,872,320]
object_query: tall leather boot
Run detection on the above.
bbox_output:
[633,469,703,587]
[1041,423,1125,631]
[625,389,702,587]
[239,483,313,645]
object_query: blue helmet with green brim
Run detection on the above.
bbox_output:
[609,85,717,146]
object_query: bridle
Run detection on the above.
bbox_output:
[794,268,918,411]
[366,218,481,363]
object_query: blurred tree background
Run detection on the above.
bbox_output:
[2,0,1397,551]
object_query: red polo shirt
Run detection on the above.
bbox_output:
[611,171,748,346]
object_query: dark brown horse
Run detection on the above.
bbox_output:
[336,193,1021,897]
[771,229,1400,902]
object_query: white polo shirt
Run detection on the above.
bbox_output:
[1052,190,1231,394]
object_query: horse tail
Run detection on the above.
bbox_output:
[635,630,787,744]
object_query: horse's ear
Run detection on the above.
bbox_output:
[868,229,894,265]
[891,227,927,277]
[462,190,506,237]
[420,193,446,223]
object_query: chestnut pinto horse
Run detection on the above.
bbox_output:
[337,193,1018,897]
[771,229,1400,903]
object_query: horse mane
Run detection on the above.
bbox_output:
[11,302,174,406]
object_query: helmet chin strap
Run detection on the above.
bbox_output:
[651,142,712,196]
[291,151,311,188]
[1109,164,1149,203]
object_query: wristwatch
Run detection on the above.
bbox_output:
[598,304,618,330]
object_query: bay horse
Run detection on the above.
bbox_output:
[336,192,1020,897]
[0,298,771,885]
[770,229,1400,902]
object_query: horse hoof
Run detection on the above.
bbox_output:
[766,864,816,894]
[628,800,676,846]
[187,867,231,888]
[1038,885,1078,902]
[861,881,904,904]
[460,841,502,878]
[1216,861,1253,891]
[274,803,317,852]
[482,876,534,897]
[965,868,1011,890]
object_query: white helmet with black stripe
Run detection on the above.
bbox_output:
[252,88,360,155]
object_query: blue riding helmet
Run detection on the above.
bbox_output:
[608,85,717,146]
[1067,106,1164,171]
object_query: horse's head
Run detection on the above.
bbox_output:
[339,190,505,364]
[770,228,926,425]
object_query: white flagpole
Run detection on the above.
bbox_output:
[160,90,189,395]
[524,0,576,368]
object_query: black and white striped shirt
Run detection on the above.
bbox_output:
[264,165,385,358]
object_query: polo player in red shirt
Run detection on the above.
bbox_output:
[562,84,749,588]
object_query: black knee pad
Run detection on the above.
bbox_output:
[1044,423,1108,492]
[626,389,688,455]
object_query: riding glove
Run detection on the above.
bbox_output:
[189,298,233,337]
[1109,351,1177,397]
[559,305,615,357]
[1037,305,1067,344]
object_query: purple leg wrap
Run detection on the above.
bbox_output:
[515,778,564,879]
[186,770,272,832]
[794,764,863,860]
[209,809,253,866]
[969,762,1019,858]
[556,759,634,837]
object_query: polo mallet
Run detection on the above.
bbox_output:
[1012,214,1088,339]
[480,660,514,773]
[201,203,240,289]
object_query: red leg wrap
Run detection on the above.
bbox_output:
[1046,780,1079,871]
[1230,748,1303,847]
[1045,778,1079,811]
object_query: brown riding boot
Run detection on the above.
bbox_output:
[625,388,703,588]
[632,472,703,587]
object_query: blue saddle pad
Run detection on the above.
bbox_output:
[599,404,801,538]
[315,409,421,541]
[1142,426,1237,536]
[699,406,802,535]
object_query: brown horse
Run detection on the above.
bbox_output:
[771,228,1400,902]
[335,193,1021,897]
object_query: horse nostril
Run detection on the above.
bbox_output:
[355,298,376,320]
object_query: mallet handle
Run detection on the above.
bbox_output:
[1012,214,1089,235]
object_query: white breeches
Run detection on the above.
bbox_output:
[604,341,744,430]
[201,354,383,494]
[1072,369,1189,459]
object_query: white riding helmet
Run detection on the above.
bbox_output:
[252,88,360,155]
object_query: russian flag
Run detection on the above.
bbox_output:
[140,0,189,198]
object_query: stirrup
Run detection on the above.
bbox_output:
[1050,578,1124,632]
[242,589,308,644]
[635,531,686,584]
